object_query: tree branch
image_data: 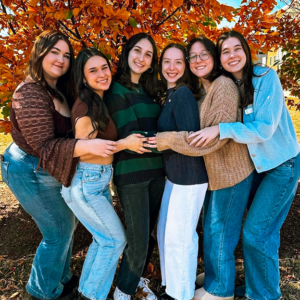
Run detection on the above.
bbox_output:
[281,0,300,12]
[58,20,80,40]
[156,6,181,27]
[67,0,87,47]
[19,0,27,12]
[0,54,13,64]
[133,0,137,9]
[0,0,16,34]
[84,33,93,45]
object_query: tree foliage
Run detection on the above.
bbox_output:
[275,1,300,98]
[0,0,298,133]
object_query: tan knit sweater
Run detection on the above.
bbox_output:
[156,76,254,190]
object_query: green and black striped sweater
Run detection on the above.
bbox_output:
[105,81,165,186]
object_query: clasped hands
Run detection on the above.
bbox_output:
[97,125,220,157]
[147,125,220,148]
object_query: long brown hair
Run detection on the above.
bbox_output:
[217,31,257,108]
[75,48,110,135]
[113,33,161,101]
[27,30,76,108]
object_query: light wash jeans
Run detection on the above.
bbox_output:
[204,152,300,300]
[157,179,208,300]
[1,143,76,299]
[61,162,126,300]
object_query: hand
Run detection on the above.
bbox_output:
[119,134,152,154]
[188,126,220,147]
[147,136,158,148]
[89,139,119,157]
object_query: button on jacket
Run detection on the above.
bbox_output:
[219,66,300,172]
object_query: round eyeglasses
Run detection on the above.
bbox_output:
[187,51,211,63]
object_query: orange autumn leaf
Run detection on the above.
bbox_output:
[0,0,298,133]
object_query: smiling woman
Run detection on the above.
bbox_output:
[42,40,71,85]
[156,43,208,300]
[105,33,165,300]
[61,47,152,300]
[0,30,79,300]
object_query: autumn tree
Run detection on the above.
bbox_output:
[0,0,296,133]
[275,0,300,97]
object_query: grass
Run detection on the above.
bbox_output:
[1,106,300,299]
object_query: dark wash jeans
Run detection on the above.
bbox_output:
[116,177,165,295]
[203,153,300,300]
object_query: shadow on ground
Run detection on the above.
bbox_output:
[0,183,300,299]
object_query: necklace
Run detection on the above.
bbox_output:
[134,84,142,93]
[235,79,244,86]
[163,89,174,106]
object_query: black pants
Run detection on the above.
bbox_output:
[116,177,165,295]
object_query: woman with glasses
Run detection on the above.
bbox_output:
[149,36,254,300]
[156,43,208,300]
[185,31,300,300]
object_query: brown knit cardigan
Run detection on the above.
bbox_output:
[10,79,79,187]
[156,76,254,190]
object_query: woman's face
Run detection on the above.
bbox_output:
[189,42,214,79]
[42,40,70,81]
[128,38,154,83]
[83,55,112,98]
[161,47,185,89]
[220,37,247,80]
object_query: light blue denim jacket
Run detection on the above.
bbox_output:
[219,66,300,173]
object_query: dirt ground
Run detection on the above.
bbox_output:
[0,180,300,300]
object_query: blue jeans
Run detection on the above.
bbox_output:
[61,162,126,300]
[1,143,76,299]
[203,153,300,300]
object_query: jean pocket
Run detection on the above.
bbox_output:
[61,186,72,204]
[83,170,111,196]
[84,171,103,182]
[272,159,294,179]
[280,158,293,168]
[1,161,9,185]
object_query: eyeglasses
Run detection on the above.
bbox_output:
[187,51,211,63]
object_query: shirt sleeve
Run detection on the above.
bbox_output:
[219,69,283,143]
[12,83,78,187]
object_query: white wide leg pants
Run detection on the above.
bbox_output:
[157,179,208,300]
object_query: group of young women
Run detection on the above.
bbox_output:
[1,28,299,300]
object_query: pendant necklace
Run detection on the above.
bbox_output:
[164,89,174,106]
[235,79,244,86]
[134,84,142,93]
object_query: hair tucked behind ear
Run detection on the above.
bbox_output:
[74,48,111,135]
[113,33,162,102]
[27,30,77,109]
